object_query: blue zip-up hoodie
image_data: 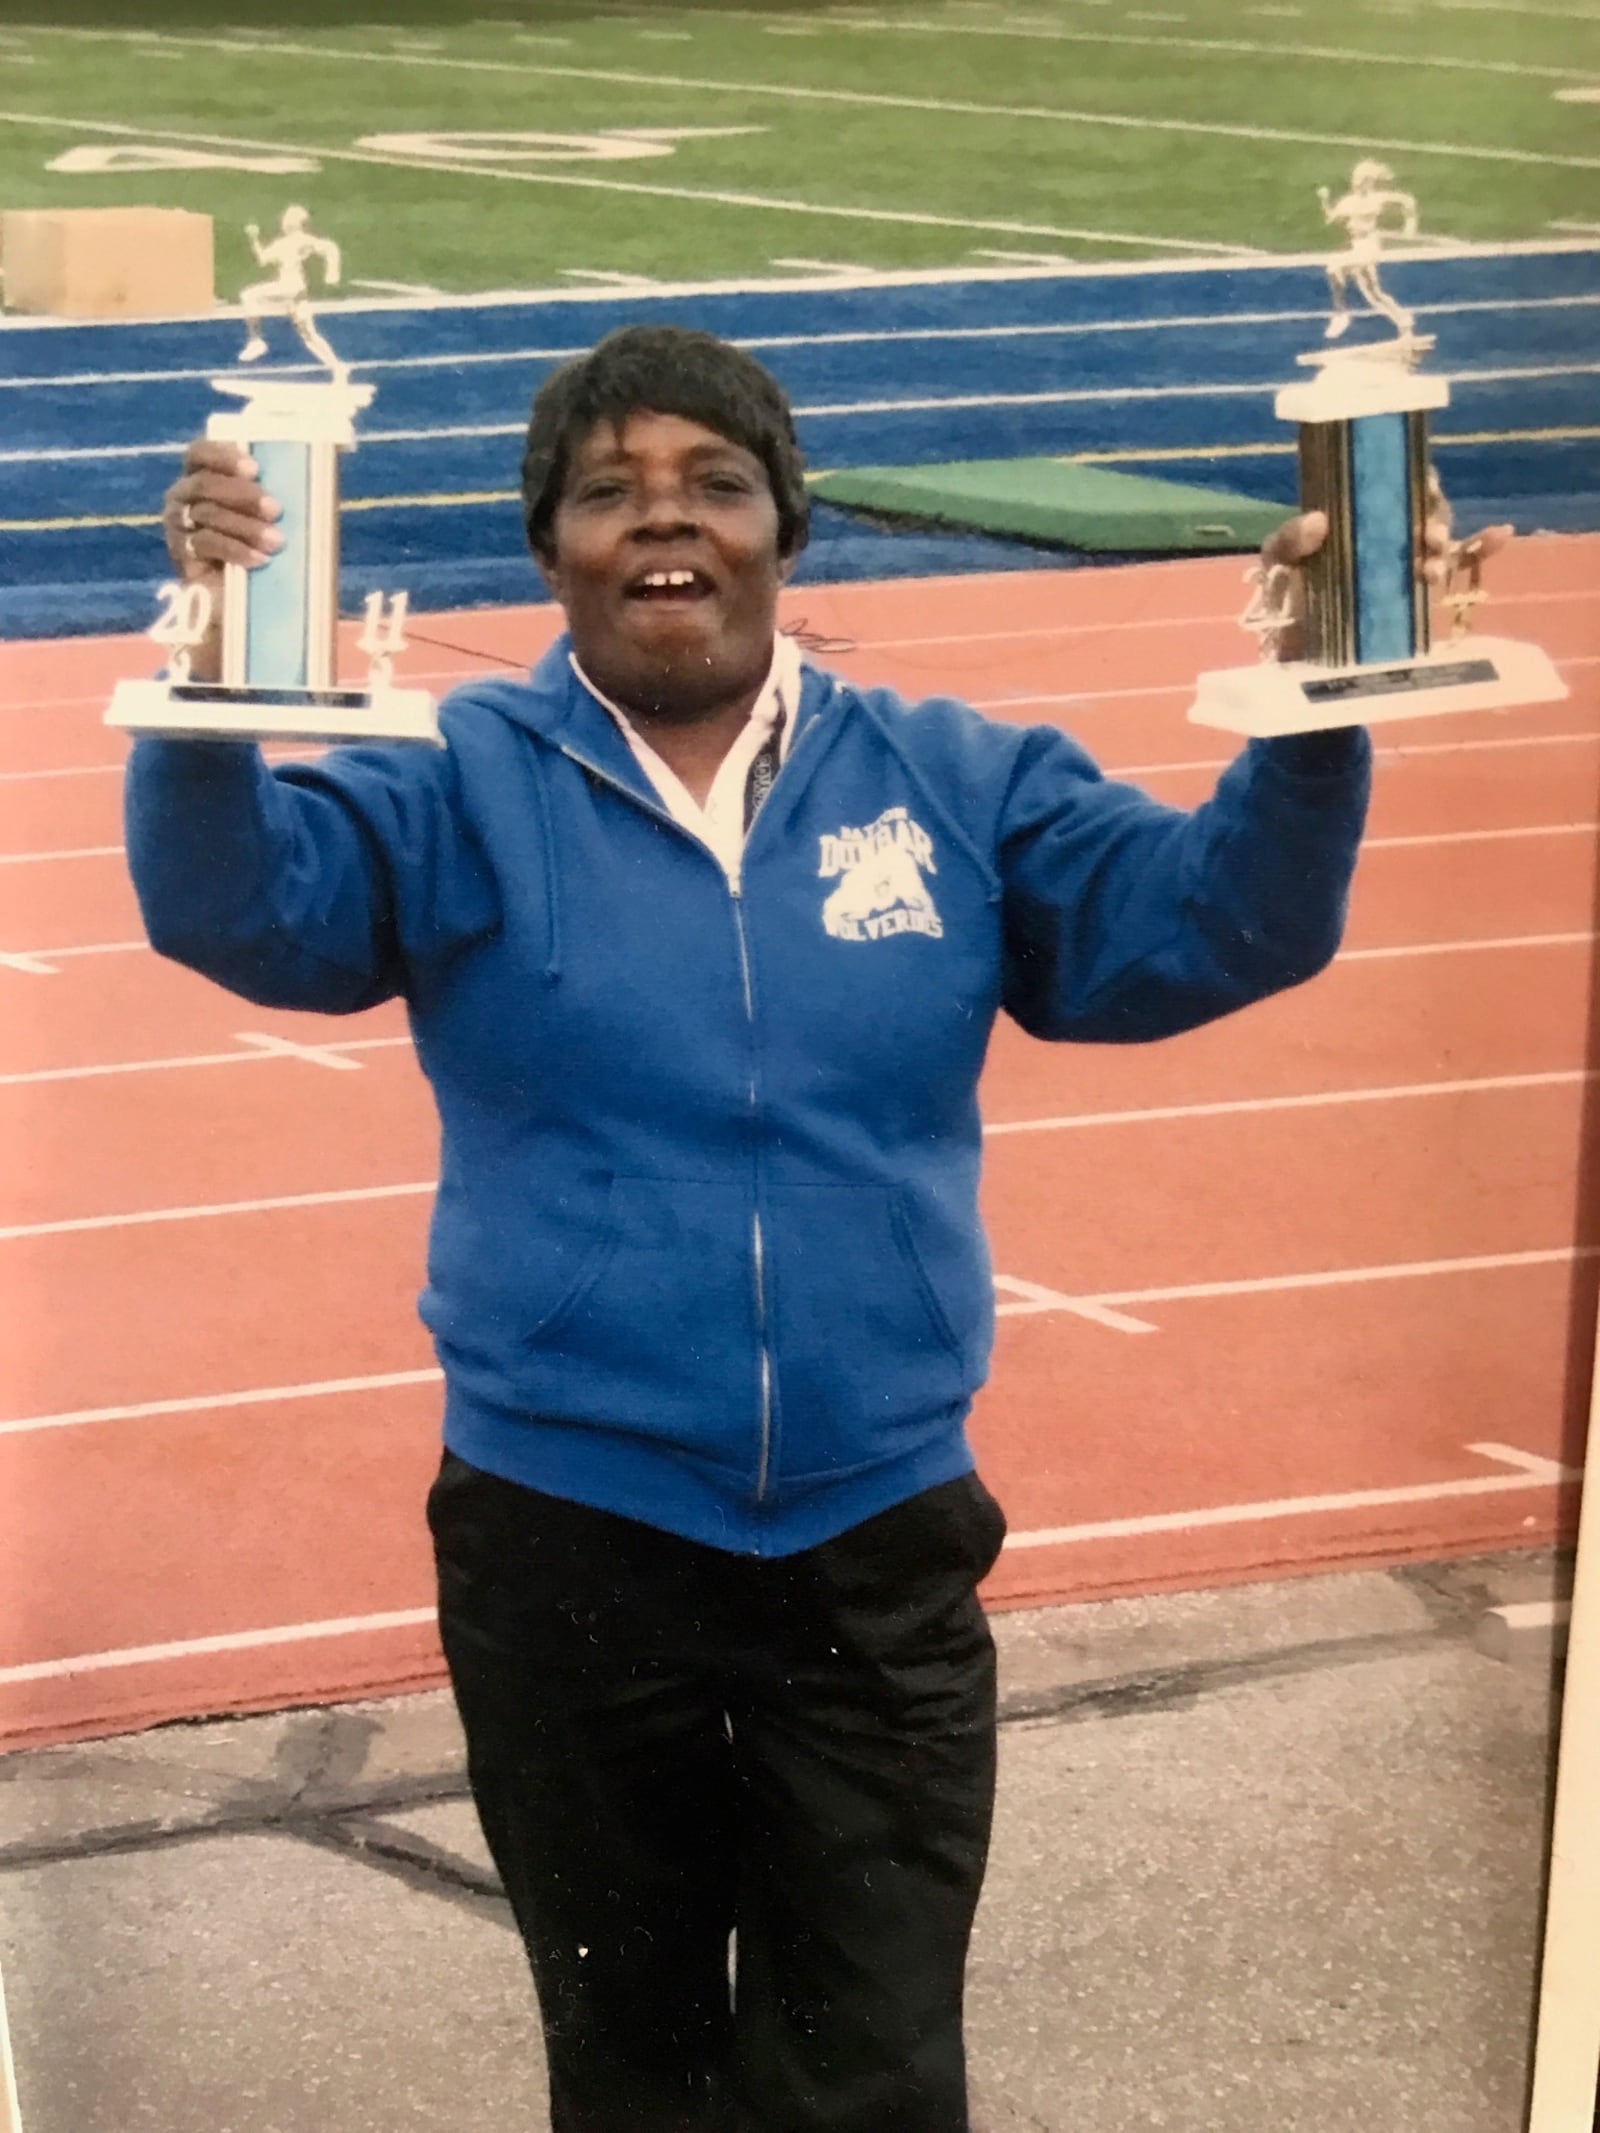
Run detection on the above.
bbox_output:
[124,636,1370,1554]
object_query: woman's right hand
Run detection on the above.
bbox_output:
[160,441,283,680]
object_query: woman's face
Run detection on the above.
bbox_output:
[543,409,791,724]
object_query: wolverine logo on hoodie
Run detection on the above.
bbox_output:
[819,806,943,942]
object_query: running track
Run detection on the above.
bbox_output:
[2,540,1597,1750]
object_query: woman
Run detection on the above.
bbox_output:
[134,323,1444,2132]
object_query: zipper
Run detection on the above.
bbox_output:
[560,738,776,1501]
[730,881,775,1503]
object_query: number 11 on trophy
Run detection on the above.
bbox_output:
[107,206,440,747]
[1190,165,1567,738]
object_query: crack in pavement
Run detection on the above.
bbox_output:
[0,1612,1487,1886]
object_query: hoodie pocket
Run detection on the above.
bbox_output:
[514,1175,758,1469]
[766,1183,981,1478]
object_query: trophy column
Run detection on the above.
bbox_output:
[107,207,440,749]
[1293,379,1437,672]
[219,419,344,693]
[1189,165,1567,739]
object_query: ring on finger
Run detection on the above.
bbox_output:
[179,501,196,533]
[183,530,199,561]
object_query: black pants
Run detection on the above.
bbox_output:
[428,1451,1007,2133]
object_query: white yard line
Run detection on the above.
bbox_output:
[701,5,1600,83]
[10,28,1600,172]
[0,238,1586,332]
[1383,0,1600,21]
[0,105,1254,256]
[1002,1441,1577,1551]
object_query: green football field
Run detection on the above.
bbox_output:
[0,0,1597,300]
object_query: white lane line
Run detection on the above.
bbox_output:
[0,916,1586,992]
[0,763,125,782]
[862,587,1600,655]
[979,656,1599,713]
[4,1067,1592,1236]
[234,1030,365,1071]
[1113,729,1600,777]
[0,843,122,864]
[0,1034,410,1089]
[0,586,1588,721]
[1092,1244,1600,1315]
[994,1272,1158,1332]
[1341,929,1596,959]
[0,106,1248,257]
[13,29,1600,173]
[0,1252,1586,1437]
[0,941,147,976]
[0,1605,442,1688]
[1365,820,1594,848]
[0,1445,1574,1684]
[0,661,504,716]
[30,355,1575,462]
[6,292,1595,392]
[793,359,1599,416]
[0,652,539,720]
[1001,1441,1578,1552]
[984,1067,1596,1138]
[0,1179,434,1244]
[0,1369,445,1440]
[0,922,1593,1071]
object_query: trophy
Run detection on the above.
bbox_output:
[107,207,440,747]
[1189,164,1567,737]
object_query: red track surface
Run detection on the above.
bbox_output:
[3,540,1597,1750]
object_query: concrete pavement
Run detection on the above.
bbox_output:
[0,1547,1573,2133]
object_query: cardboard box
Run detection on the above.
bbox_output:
[0,207,214,318]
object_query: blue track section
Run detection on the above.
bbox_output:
[2,248,1595,639]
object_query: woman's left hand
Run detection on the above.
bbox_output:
[1255,473,1514,662]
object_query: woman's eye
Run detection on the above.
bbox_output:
[577,481,626,504]
[705,475,751,495]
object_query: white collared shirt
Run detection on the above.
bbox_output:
[570,631,803,887]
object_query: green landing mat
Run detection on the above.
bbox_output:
[806,458,1286,554]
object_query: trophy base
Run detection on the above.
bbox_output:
[1188,638,1569,738]
[106,678,443,747]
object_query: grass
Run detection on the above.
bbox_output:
[0,0,1596,297]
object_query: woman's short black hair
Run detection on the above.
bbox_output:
[520,323,810,563]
